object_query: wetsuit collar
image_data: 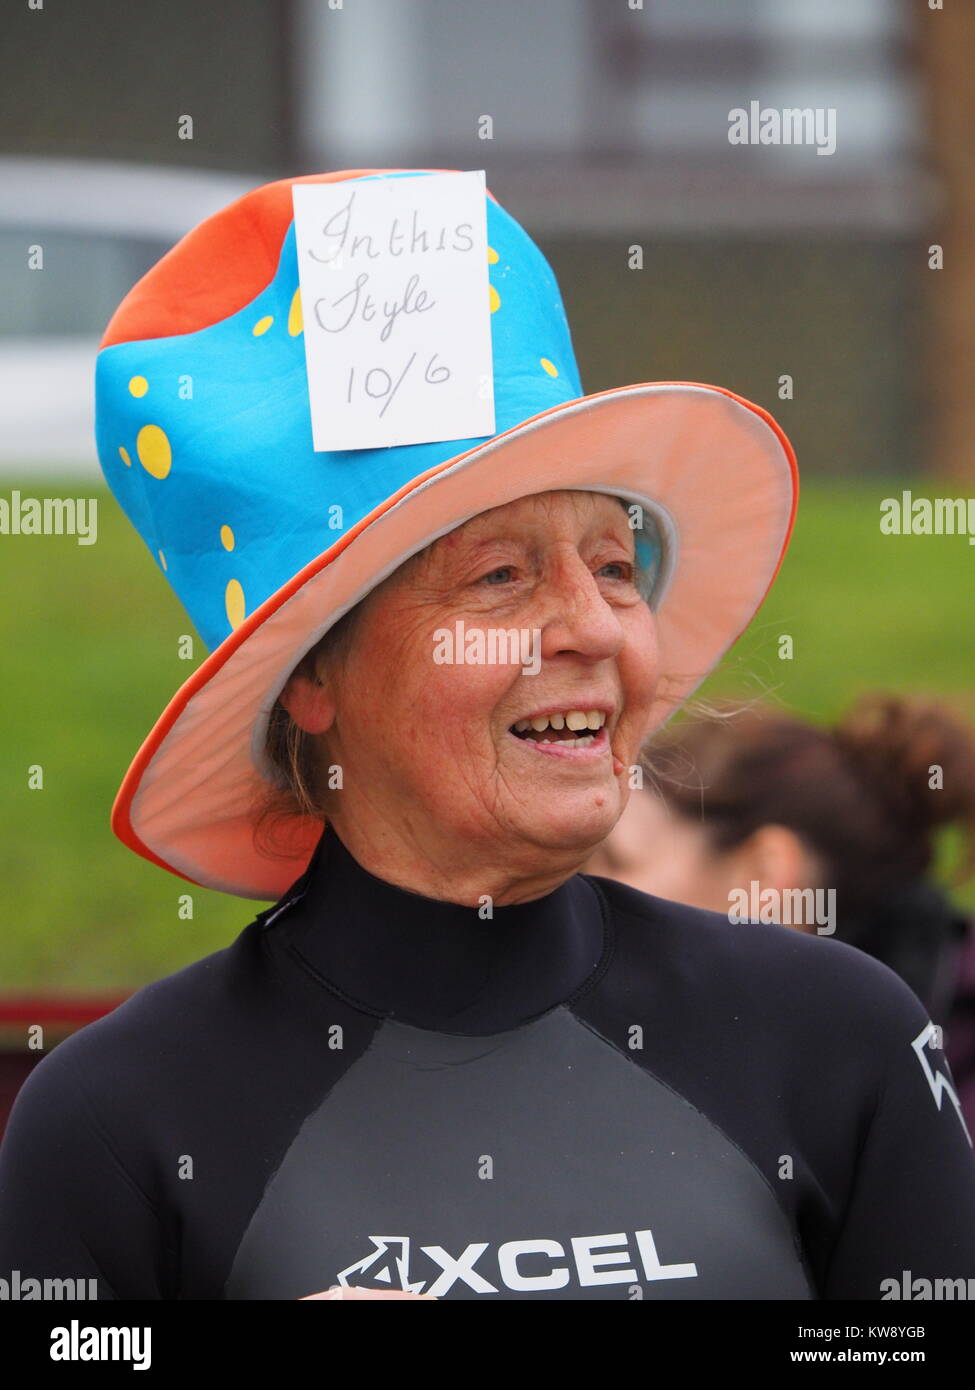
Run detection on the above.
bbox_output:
[273,822,612,1035]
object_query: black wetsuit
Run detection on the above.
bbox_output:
[2,823,974,1301]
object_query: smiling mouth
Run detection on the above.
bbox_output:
[509,709,608,749]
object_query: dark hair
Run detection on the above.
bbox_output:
[249,599,368,859]
[643,694,975,1010]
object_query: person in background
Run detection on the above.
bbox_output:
[583,693,975,1129]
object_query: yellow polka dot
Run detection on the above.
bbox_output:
[489,284,501,313]
[118,446,132,467]
[220,524,235,551]
[288,289,303,337]
[540,357,558,377]
[136,424,172,479]
[225,579,245,630]
[158,549,168,572]
[253,316,274,337]
[487,246,499,264]
[128,375,149,398]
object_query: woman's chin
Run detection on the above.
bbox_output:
[515,797,623,856]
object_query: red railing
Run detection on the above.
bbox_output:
[0,996,130,1139]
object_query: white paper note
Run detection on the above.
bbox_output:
[291,171,496,452]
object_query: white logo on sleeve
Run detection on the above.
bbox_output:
[911,1022,973,1148]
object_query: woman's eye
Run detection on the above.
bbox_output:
[598,560,634,581]
[480,566,516,586]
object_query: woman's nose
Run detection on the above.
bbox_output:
[533,555,626,663]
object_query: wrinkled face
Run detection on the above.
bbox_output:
[298,490,660,874]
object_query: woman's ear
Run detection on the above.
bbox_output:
[278,665,336,735]
[731,823,813,897]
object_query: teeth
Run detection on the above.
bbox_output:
[512,709,607,734]
[536,735,595,746]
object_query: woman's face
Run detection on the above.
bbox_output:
[583,790,735,908]
[584,790,823,929]
[307,490,659,879]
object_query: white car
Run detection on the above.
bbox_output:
[0,158,257,473]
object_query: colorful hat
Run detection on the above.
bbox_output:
[95,167,798,901]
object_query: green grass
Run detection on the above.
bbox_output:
[1,474,973,988]
[695,480,975,721]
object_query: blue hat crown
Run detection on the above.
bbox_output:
[94,171,587,651]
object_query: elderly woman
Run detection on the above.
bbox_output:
[1,169,973,1302]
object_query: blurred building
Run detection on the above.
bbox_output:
[0,0,930,476]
